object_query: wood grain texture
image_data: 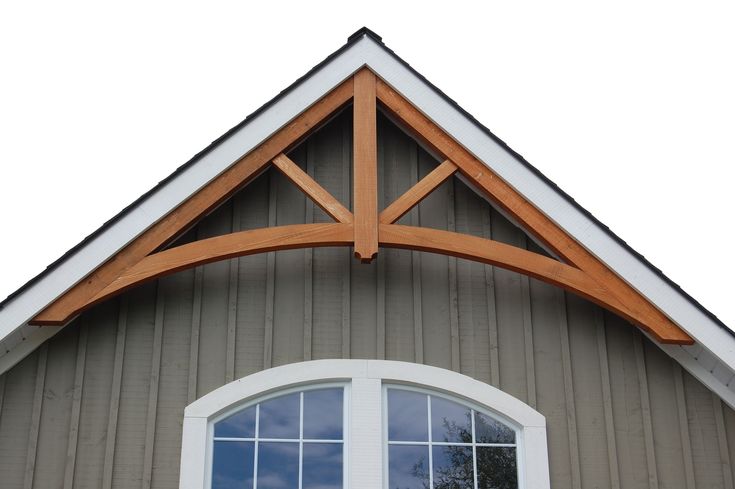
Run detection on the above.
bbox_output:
[353,69,378,262]
[273,153,353,224]
[226,202,240,384]
[0,374,5,420]
[633,333,659,489]
[558,292,581,489]
[31,78,354,326]
[379,224,636,319]
[142,286,165,489]
[90,223,354,305]
[23,343,47,489]
[596,310,621,489]
[673,363,696,489]
[380,159,457,224]
[446,179,461,372]
[62,322,88,489]
[103,297,128,489]
[714,392,735,489]
[187,268,203,404]
[375,79,691,345]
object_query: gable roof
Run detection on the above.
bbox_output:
[1,27,733,406]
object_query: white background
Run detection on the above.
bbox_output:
[1,1,733,328]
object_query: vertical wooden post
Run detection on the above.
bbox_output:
[353,68,378,262]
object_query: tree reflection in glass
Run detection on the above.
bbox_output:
[388,388,518,489]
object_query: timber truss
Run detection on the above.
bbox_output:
[30,69,693,345]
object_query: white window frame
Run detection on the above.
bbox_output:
[179,359,550,489]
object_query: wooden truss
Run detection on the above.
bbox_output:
[31,69,693,345]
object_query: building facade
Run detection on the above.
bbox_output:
[1,29,734,489]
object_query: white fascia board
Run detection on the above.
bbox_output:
[0,37,374,341]
[354,38,735,369]
[1,33,733,381]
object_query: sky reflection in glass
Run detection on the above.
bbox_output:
[214,406,256,438]
[433,445,474,489]
[258,442,299,489]
[389,445,429,489]
[431,396,472,443]
[475,412,515,444]
[303,388,342,440]
[388,389,428,441]
[259,392,300,439]
[387,388,518,489]
[212,441,253,489]
[303,443,343,489]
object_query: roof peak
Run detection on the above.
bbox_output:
[347,27,382,43]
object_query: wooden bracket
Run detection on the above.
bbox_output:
[352,69,378,263]
[28,67,693,345]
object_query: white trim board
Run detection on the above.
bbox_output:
[180,359,550,489]
[0,32,733,408]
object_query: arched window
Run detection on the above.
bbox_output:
[179,360,550,489]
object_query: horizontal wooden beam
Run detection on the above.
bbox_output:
[87,223,354,310]
[380,159,457,224]
[272,153,353,224]
[30,78,354,326]
[375,79,692,345]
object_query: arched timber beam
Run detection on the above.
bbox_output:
[375,79,692,345]
[379,224,690,345]
[30,75,355,326]
[86,223,354,311]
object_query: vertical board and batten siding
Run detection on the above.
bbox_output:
[1,110,734,489]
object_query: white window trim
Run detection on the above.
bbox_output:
[179,359,550,489]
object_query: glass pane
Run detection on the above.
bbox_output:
[474,413,515,444]
[214,406,256,438]
[388,389,428,441]
[433,445,474,489]
[303,443,343,489]
[259,392,300,439]
[303,388,343,440]
[476,447,518,489]
[431,396,472,443]
[212,441,254,489]
[389,445,430,489]
[258,442,299,489]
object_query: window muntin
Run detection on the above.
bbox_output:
[386,386,518,489]
[211,385,345,489]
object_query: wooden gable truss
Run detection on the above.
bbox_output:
[30,68,693,345]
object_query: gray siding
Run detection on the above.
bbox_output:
[0,110,732,489]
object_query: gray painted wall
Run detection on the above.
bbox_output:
[0,110,733,489]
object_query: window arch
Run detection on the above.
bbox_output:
[179,360,550,489]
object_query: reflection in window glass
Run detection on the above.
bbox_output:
[388,389,428,441]
[476,447,517,489]
[214,406,256,438]
[389,445,429,489]
[212,441,254,489]
[303,388,343,440]
[303,443,343,489]
[431,396,472,443]
[258,442,299,489]
[259,392,300,439]
[387,388,518,489]
[212,387,344,489]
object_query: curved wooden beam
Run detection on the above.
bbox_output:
[86,223,354,313]
[30,77,355,326]
[379,224,690,344]
[376,80,692,345]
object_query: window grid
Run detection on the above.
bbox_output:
[386,389,518,489]
[212,387,344,489]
